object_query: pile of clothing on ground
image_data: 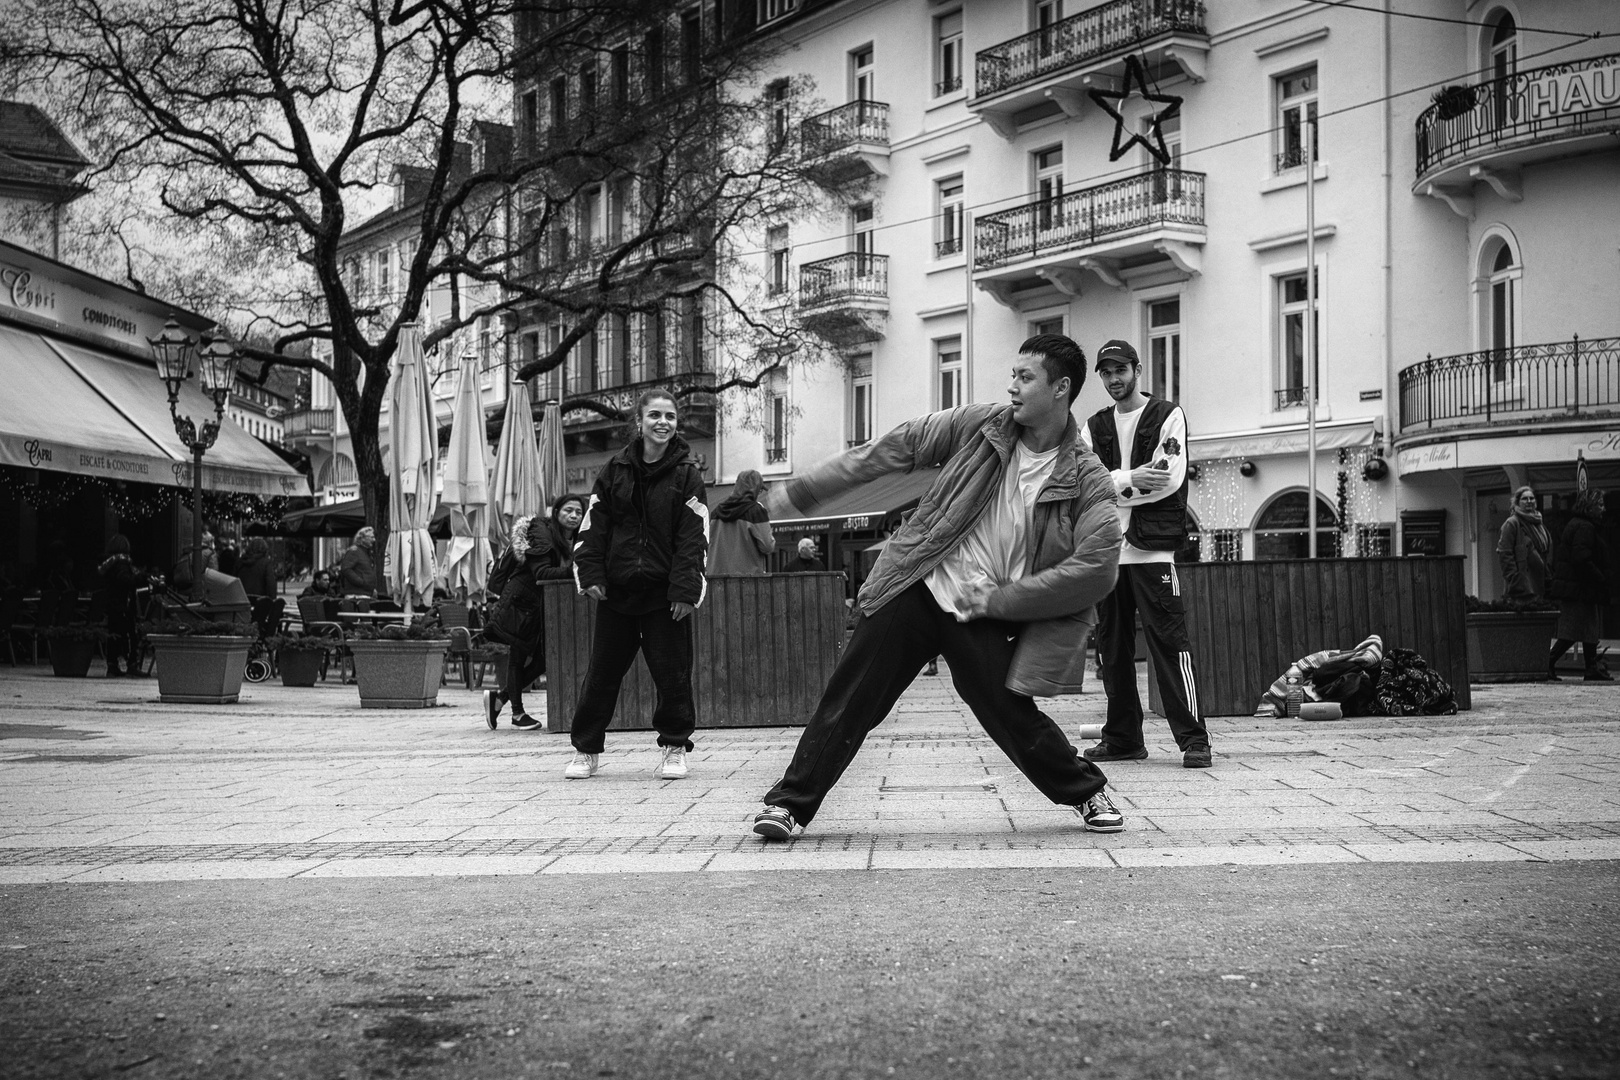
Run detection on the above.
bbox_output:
[1253,634,1459,718]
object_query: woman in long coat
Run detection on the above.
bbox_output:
[1548,489,1611,680]
[1496,485,1551,601]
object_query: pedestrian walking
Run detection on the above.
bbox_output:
[752,334,1127,840]
[1497,486,1551,602]
[480,491,589,730]
[482,514,554,730]
[1080,339,1212,769]
[566,389,709,781]
[781,537,826,573]
[1548,488,1611,681]
[336,527,377,597]
[97,534,141,677]
[707,469,775,575]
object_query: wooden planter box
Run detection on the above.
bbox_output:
[1146,557,1471,717]
[48,640,97,678]
[149,635,253,704]
[542,573,848,732]
[349,639,447,708]
[277,648,325,687]
[1466,610,1559,683]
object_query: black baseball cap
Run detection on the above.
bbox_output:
[1095,339,1140,369]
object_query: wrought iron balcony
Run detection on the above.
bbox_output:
[935,236,964,258]
[1415,53,1620,189]
[974,169,1204,272]
[1397,336,1619,433]
[282,407,334,441]
[797,253,888,347]
[1273,388,1316,411]
[974,0,1207,101]
[799,253,888,309]
[801,100,889,157]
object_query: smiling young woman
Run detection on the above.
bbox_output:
[565,389,711,781]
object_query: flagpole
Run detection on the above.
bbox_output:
[1305,114,1319,559]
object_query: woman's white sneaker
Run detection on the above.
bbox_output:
[564,752,599,779]
[658,746,688,780]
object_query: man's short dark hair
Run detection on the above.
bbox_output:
[1019,334,1087,403]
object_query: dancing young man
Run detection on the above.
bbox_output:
[752,335,1127,840]
[1080,340,1212,769]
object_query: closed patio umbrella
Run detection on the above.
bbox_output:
[537,398,568,507]
[385,324,438,614]
[489,376,542,548]
[440,352,494,597]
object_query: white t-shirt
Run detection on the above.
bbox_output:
[926,439,1063,620]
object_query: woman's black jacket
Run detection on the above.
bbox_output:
[574,435,708,614]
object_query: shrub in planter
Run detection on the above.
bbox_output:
[348,620,449,708]
[140,620,257,704]
[267,633,326,687]
[43,625,108,677]
[1464,595,1560,682]
[1432,84,1477,121]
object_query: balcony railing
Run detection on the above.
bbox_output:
[974,169,1204,271]
[282,408,334,440]
[562,369,716,427]
[798,253,889,308]
[800,100,890,159]
[1397,336,1620,432]
[1415,52,1620,179]
[975,0,1207,99]
[935,236,964,258]
[1273,388,1315,411]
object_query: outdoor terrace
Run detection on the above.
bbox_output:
[970,0,1206,139]
[281,407,334,442]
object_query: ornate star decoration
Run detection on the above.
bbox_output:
[1087,54,1183,166]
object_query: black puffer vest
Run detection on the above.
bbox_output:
[1085,396,1189,552]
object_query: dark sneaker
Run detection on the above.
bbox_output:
[1183,747,1213,769]
[1586,668,1614,681]
[510,713,542,730]
[1083,743,1148,762]
[753,806,796,840]
[1080,791,1125,832]
[483,689,501,730]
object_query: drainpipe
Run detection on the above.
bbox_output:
[1383,0,1396,538]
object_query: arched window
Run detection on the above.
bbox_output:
[1487,11,1517,126]
[1253,490,1338,560]
[1478,233,1521,378]
[316,453,358,492]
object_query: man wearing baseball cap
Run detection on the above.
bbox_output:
[1079,339,1212,768]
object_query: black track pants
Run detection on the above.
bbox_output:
[569,603,696,753]
[764,581,1108,826]
[1094,563,1209,752]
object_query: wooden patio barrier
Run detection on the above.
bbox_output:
[541,573,848,732]
[1150,557,1471,717]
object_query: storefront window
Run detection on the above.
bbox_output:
[1253,490,1339,559]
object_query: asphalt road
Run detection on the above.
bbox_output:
[4,861,1617,1080]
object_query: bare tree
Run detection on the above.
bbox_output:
[2,0,849,547]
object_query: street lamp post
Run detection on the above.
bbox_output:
[148,317,240,600]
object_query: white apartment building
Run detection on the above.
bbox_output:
[716,0,1618,598]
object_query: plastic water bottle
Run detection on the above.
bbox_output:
[1284,667,1304,718]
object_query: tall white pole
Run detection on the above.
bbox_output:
[964,209,975,405]
[1304,114,1319,559]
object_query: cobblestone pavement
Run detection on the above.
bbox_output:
[1,663,1616,882]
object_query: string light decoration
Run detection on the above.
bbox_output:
[0,468,305,524]
[1188,457,1247,561]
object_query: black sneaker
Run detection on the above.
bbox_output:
[1082,743,1148,762]
[1080,791,1125,832]
[510,713,542,730]
[1183,747,1213,769]
[483,689,501,730]
[1585,667,1614,682]
[753,806,796,840]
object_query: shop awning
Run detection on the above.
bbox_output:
[770,466,942,533]
[0,323,308,495]
[271,497,451,538]
[1189,419,1376,462]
